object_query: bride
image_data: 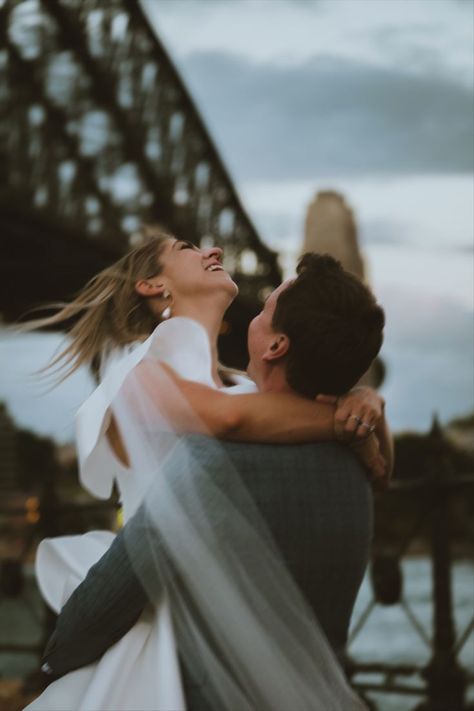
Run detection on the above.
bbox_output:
[24,227,386,710]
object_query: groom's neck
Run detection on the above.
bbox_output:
[258,366,296,396]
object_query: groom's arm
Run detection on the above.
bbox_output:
[41,524,149,679]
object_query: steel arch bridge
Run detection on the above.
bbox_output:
[0,0,281,367]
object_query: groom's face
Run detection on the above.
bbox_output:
[247,279,293,387]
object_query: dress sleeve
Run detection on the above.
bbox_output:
[75,318,214,498]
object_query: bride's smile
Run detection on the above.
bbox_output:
[135,237,238,311]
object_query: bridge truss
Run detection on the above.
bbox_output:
[0,0,281,366]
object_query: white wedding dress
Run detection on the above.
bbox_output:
[26,317,256,711]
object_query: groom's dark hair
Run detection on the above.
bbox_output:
[272,253,385,398]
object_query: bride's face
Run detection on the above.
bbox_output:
[158,238,238,304]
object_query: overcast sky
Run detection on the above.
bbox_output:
[140,0,474,434]
[142,0,473,180]
[1,0,472,439]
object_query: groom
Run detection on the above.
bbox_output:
[40,254,390,704]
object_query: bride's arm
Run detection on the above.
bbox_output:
[132,361,337,443]
[168,376,391,489]
[130,363,392,454]
[105,370,335,467]
[182,384,336,443]
[112,361,388,482]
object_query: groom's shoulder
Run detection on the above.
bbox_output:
[227,440,361,470]
[182,435,362,473]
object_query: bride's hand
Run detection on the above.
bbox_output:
[319,388,394,490]
[316,386,385,442]
[349,433,389,491]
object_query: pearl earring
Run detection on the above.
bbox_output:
[161,290,172,320]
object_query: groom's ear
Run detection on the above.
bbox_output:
[262,334,290,362]
[135,279,166,298]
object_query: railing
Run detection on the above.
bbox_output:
[1,465,473,710]
[346,434,474,711]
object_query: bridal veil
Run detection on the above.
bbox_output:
[108,325,366,711]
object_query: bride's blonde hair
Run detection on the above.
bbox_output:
[20,226,173,379]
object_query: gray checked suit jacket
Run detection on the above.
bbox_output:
[42,438,372,709]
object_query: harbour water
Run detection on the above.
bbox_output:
[349,557,474,710]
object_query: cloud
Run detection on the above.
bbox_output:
[177,51,473,180]
[379,287,474,429]
[380,287,474,352]
[362,20,473,89]
[359,219,411,247]
[360,217,473,252]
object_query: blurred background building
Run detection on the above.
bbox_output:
[304,190,366,280]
